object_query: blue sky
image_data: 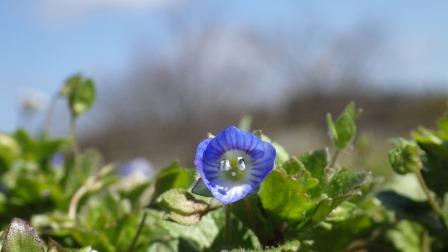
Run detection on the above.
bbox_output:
[1,0,448,132]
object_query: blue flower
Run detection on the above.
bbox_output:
[194,126,276,204]
[118,158,154,178]
[50,152,64,167]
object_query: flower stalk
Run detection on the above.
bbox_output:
[126,211,148,252]
[415,170,446,229]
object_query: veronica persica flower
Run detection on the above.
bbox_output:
[194,126,276,204]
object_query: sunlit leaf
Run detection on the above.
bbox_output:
[326,102,358,150]
[258,169,316,222]
[1,218,44,252]
[157,189,221,225]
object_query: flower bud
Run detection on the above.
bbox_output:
[389,138,422,175]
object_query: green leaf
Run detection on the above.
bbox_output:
[309,198,333,224]
[148,207,260,251]
[386,220,427,252]
[299,149,328,181]
[151,162,195,204]
[327,168,368,199]
[157,189,221,225]
[326,102,358,150]
[118,180,151,209]
[388,138,422,175]
[147,209,219,250]
[281,158,319,191]
[410,122,448,197]
[377,191,443,234]
[63,74,96,117]
[210,209,261,250]
[238,115,252,131]
[437,116,448,138]
[12,130,67,165]
[258,169,317,222]
[303,198,377,252]
[230,195,276,243]
[0,133,20,169]
[72,191,143,252]
[1,218,44,252]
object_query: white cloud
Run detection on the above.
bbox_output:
[38,0,185,19]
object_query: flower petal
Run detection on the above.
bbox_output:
[248,141,276,183]
[207,180,253,205]
[209,126,262,154]
[194,126,277,205]
[194,138,212,185]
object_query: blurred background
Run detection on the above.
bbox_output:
[1,0,448,175]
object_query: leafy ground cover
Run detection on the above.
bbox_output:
[0,75,447,251]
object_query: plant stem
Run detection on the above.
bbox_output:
[415,170,446,229]
[126,211,148,252]
[421,229,430,252]
[225,205,230,245]
[329,149,341,169]
[242,199,260,235]
[42,93,59,135]
[68,176,95,220]
[69,114,79,156]
[68,166,112,220]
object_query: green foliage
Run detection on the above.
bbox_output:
[410,116,448,197]
[7,75,448,252]
[384,113,448,251]
[62,74,96,118]
[259,169,316,222]
[0,97,385,251]
[1,218,44,252]
[386,220,429,252]
[157,189,221,225]
[150,161,195,204]
[0,218,93,252]
[389,138,422,175]
[326,102,359,150]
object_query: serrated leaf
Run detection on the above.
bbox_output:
[147,209,216,250]
[258,170,317,222]
[386,220,426,252]
[327,168,368,198]
[157,189,221,225]
[1,218,44,252]
[409,122,448,197]
[299,149,328,180]
[327,102,358,150]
